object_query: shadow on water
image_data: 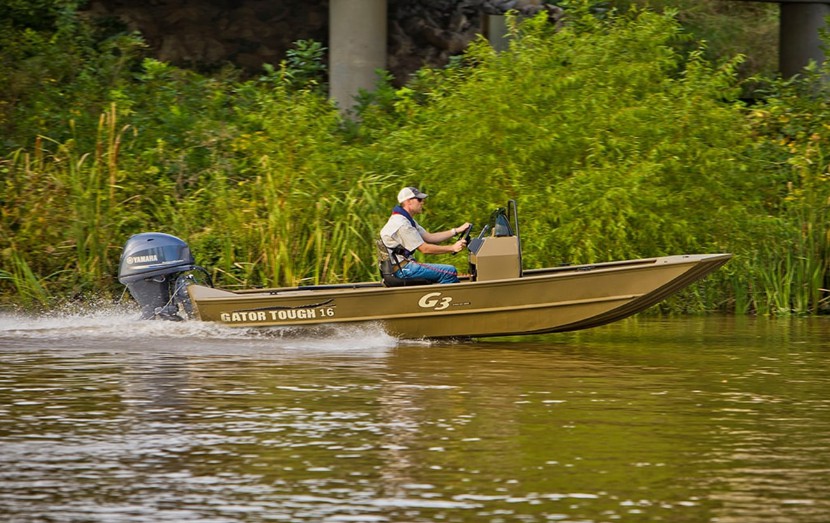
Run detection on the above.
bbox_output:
[1,310,829,522]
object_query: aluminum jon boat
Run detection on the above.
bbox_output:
[118,201,731,339]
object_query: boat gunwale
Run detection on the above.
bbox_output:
[191,254,731,301]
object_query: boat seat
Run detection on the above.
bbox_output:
[381,274,433,287]
[376,238,433,287]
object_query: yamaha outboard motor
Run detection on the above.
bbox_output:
[118,232,210,320]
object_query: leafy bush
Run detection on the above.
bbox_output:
[360,10,763,267]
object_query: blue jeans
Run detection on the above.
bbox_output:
[396,261,459,284]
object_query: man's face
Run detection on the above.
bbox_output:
[406,197,424,214]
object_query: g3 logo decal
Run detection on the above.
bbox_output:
[418,291,452,311]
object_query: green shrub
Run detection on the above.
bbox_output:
[361,10,762,268]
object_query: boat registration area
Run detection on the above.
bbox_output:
[220,306,336,324]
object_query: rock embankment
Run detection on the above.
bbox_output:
[83,0,560,83]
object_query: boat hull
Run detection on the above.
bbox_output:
[186,253,732,339]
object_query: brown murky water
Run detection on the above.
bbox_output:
[1,311,829,522]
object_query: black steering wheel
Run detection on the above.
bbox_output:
[460,224,473,244]
[451,224,473,255]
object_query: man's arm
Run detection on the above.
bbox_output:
[421,222,471,244]
[417,240,466,255]
[417,221,472,254]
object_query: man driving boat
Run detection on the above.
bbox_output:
[380,186,471,284]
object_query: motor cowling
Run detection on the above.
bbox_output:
[118,232,207,320]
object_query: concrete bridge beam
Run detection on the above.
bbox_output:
[731,0,830,77]
[329,0,387,113]
[779,2,830,76]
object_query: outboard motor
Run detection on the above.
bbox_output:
[118,232,210,320]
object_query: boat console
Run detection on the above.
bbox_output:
[467,201,523,282]
[468,236,521,281]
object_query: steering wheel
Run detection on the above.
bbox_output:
[460,223,473,244]
[451,224,473,255]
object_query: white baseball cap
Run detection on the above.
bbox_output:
[397,186,428,203]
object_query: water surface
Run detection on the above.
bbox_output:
[1,310,829,522]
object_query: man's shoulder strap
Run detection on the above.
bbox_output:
[391,205,417,228]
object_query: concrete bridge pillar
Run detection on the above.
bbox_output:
[329,0,387,113]
[779,1,830,76]
[732,0,830,77]
[485,15,510,52]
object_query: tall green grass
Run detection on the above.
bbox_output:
[0,251,53,308]
[747,144,830,315]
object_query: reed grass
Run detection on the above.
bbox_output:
[0,251,53,307]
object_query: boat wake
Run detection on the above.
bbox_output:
[0,304,400,355]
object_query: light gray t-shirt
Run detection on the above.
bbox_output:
[380,214,426,259]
